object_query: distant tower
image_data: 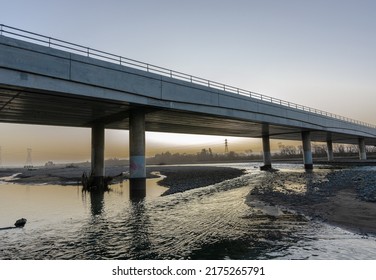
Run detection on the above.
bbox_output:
[224,139,229,154]
[25,148,33,168]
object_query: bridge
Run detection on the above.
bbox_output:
[1,25,376,195]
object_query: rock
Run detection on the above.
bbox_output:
[14,218,27,228]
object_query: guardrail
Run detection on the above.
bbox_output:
[1,24,375,129]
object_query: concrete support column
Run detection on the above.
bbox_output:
[358,138,367,160]
[327,140,334,161]
[91,123,105,187]
[129,109,146,198]
[302,131,313,170]
[261,135,272,170]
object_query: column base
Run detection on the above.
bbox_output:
[260,164,272,171]
[304,164,313,170]
[82,174,109,192]
[130,178,146,201]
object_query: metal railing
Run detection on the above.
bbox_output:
[1,24,375,129]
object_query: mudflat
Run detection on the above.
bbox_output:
[0,165,246,189]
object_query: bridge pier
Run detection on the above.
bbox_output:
[302,131,313,169]
[327,140,334,161]
[91,123,105,188]
[129,110,146,199]
[358,138,367,160]
[261,135,272,170]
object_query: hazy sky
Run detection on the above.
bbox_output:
[1,0,376,165]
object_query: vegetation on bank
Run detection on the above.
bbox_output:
[146,143,376,165]
[1,143,375,171]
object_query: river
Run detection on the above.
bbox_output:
[0,163,375,259]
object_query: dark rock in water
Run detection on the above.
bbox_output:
[14,218,27,228]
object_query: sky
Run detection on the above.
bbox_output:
[1,0,376,166]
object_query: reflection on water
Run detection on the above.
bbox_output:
[89,191,104,216]
[0,164,375,259]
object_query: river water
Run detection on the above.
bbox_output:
[0,163,375,259]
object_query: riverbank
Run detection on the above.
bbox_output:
[248,167,376,235]
[2,164,376,236]
[0,165,246,190]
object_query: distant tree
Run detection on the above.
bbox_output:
[208,148,213,158]
[366,146,376,153]
[334,144,346,156]
[312,144,327,156]
[244,149,253,156]
[278,144,297,157]
[297,145,303,155]
[346,145,358,154]
[228,151,237,159]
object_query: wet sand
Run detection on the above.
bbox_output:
[314,189,376,234]
[249,168,376,235]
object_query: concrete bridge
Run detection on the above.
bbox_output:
[1,25,376,195]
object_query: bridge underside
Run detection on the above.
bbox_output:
[1,85,375,145]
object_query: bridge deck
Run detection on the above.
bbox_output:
[1,26,376,146]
